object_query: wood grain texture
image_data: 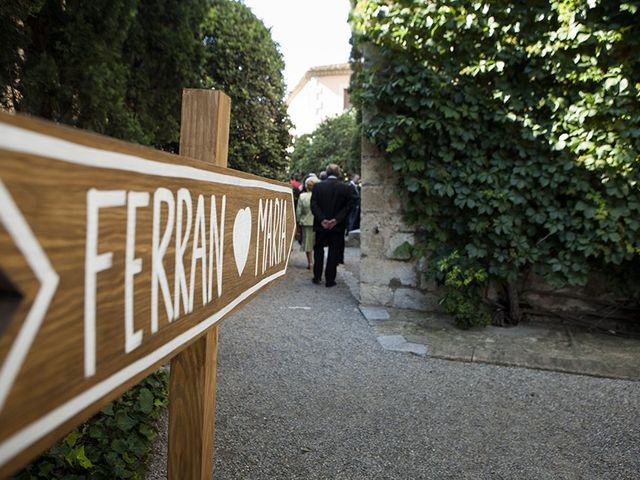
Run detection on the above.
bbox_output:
[179,89,231,168]
[168,328,218,480]
[0,95,294,477]
[168,89,230,480]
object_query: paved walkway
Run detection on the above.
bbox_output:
[338,245,640,382]
[147,248,640,479]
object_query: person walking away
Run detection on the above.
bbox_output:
[346,173,361,234]
[300,172,318,193]
[310,164,358,287]
[290,172,302,211]
[340,173,361,264]
[296,176,320,269]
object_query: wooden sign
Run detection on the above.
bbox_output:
[0,110,295,475]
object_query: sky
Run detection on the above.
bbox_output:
[241,0,352,93]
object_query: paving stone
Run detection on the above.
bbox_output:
[377,334,428,356]
[360,283,394,306]
[377,334,406,348]
[359,305,390,321]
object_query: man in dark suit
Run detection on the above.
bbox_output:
[346,173,361,233]
[310,164,358,287]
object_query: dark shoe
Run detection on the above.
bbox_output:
[326,282,337,287]
[312,278,321,285]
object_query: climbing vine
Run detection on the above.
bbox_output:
[12,370,168,479]
[350,1,640,325]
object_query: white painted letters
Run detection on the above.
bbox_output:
[124,191,149,354]
[280,204,287,265]
[188,194,207,312]
[85,189,126,378]
[207,195,226,301]
[174,188,192,319]
[151,188,175,332]
[83,189,290,378]
[254,198,289,276]
[255,198,268,276]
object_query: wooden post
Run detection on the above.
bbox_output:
[168,89,231,480]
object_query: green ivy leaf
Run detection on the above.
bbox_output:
[64,431,82,448]
[137,388,154,414]
[115,411,136,432]
[38,462,55,477]
[393,241,414,259]
[138,423,157,441]
[75,445,94,469]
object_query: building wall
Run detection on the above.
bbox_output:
[287,66,351,136]
[359,132,442,310]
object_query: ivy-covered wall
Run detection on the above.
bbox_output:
[360,121,442,311]
[351,1,640,328]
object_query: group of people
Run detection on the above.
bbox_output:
[293,165,360,287]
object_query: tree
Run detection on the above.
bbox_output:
[0,1,43,109]
[289,110,361,178]
[2,0,208,150]
[201,0,291,179]
[15,0,146,143]
[123,0,208,151]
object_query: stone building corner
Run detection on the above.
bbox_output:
[359,134,441,311]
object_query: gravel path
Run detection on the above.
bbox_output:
[147,249,640,479]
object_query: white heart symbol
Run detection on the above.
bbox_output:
[233,207,252,277]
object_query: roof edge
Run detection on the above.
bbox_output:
[286,63,352,105]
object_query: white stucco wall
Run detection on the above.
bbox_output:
[287,65,351,136]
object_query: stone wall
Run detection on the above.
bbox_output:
[358,137,637,334]
[359,134,441,310]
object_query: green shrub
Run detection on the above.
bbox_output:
[289,110,362,177]
[12,369,168,480]
[434,251,491,329]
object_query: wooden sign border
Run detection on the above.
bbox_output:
[0,110,295,473]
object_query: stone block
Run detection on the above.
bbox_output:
[361,258,418,287]
[362,219,413,260]
[383,185,403,212]
[358,305,390,321]
[361,140,392,185]
[362,183,404,215]
[419,276,439,292]
[386,232,415,260]
[393,288,441,311]
[361,163,393,188]
[377,335,428,356]
[360,283,393,306]
[416,257,429,273]
[373,212,415,234]
[360,224,385,257]
[361,185,386,213]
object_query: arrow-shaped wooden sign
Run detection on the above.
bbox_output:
[0,111,295,475]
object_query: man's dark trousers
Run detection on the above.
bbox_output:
[313,228,345,286]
